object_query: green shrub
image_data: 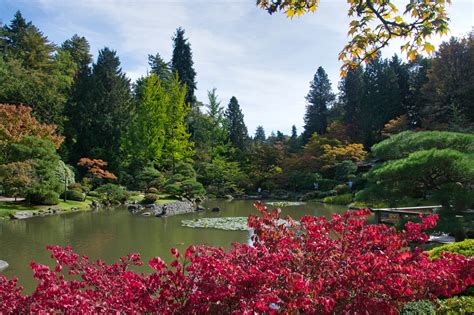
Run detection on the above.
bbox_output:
[134,166,165,190]
[87,191,101,198]
[146,187,159,194]
[181,179,206,199]
[29,192,59,205]
[437,296,474,314]
[317,179,340,191]
[334,161,357,181]
[400,300,436,315]
[164,183,182,196]
[323,193,353,205]
[334,184,349,195]
[95,184,129,204]
[428,239,474,259]
[68,183,88,193]
[142,193,159,204]
[60,190,85,201]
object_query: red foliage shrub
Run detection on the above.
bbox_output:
[1,203,472,313]
[77,157,117,180]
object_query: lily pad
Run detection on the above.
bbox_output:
[265,201,306,207]
[182,217,249,231]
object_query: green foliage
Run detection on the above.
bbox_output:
[134,166,165,191]
[372,131,474,161]
[54,160,75,186]
[69,48,132,174]
[399,300,436,315]
[171,27,196,106]
[285,171,321,191]
[142,193,159,204]
[225,96,249,152]
[94,184,129,204]
[60,190,85,202]
[68,183,88,193]
[421,35,474,128]
[334,161,357,182]
[146,187,159,194]
[437,296,474,314]
[7,136,62,204]
[302,66,334,142]
[197,158,246,196]
[428,239,474,259]
[366,149,473,200]
[29,191,59,206]
[124,74,169,165]
[322,193,353,205]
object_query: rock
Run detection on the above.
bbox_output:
[128,205,140,213]
[11,211,35,220]
[0,260,8,272]
[211,207,220,212]
[142,212,151,216]
[224,195,234,201]
[196,205,206,211]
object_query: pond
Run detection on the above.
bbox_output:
[0,199,347,292]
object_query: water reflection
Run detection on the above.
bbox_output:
[0,200,346,292]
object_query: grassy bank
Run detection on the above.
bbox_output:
[0,197,96,219]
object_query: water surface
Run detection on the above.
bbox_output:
[0,199,346,292]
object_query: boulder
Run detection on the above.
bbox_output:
[0,260,8,272]
[211,207,220,212]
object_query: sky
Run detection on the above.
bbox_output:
[1,0,473,135]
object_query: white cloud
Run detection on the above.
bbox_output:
[4,0,472,134]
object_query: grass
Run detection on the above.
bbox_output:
[0,197,95,219]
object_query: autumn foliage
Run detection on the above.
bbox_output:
[77,158,117,180]
[0,104,64,149]
[0,203,472,313]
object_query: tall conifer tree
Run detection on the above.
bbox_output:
[302,67,334,143]
[171,27,196,106]
[225,96,249,151]
[72,48,132,173]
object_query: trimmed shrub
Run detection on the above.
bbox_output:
[87,191,101,198]
[437,296,474,314]
[60,190,85,201]
[146,187,159,194]
[29,192,59,205]
[95,184,129,204]
[322,193,353,205]
[400,300,436,314]
[68,183,88,193]
[142,193,159,204]
[428,239,474,259]
[334,184,349,195]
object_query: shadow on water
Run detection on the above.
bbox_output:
[0,199,347,292]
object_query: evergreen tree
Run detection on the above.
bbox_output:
[421,34,474,128]
[162,74,193,173]
[302,67,334,143]
[225,96,249,152]
[62,34,92,74]
[171,27,197,106]
[1,11,54,69]
[254,126,266,143]
[72,48,132,173]
[0,11,75,127]
[340,66,365,141]
[148,53,171,82]
[62,35,92,160]
[406,57,431,128]
[361,58,403,146]
[123,74,168,168]
[288,125,300,153]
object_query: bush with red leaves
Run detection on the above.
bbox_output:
[1,203,472,313]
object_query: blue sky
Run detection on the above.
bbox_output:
[1,0,473,134]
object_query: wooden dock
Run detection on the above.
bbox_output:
[370,205,443,224]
